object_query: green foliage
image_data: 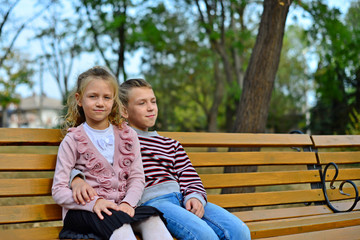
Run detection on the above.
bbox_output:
[305,0,360,134]
[0,51,33,108]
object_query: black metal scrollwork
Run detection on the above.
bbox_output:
[321,162,360,213]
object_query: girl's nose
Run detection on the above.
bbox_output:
[96,98,104,106]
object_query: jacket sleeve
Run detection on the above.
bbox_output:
[121,129,145,207]
[173,141,207,206]
[52,135,99,212]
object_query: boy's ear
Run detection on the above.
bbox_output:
[75,93,82,107]
[120,106,129,119]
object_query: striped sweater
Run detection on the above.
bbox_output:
[134,129,207,206]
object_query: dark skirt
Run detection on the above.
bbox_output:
[59,206,165,240]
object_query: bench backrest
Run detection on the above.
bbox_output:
[1,128,358,237]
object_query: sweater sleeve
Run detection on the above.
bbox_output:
[52,135,99,212]
[121,129,145,207]
[173,141,207,206]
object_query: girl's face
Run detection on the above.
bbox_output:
[76,78,114,130]
[122,87,158,131]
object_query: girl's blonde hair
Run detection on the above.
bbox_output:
[119,78,152,107]
[63,66,124,132]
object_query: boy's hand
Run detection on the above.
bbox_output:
[93,198,120,220]
[71,176,98,205]
[119,202,135,217]
[186,198,204,218]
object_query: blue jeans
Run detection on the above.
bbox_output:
[142,192,251,240]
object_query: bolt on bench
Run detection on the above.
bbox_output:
[0,128,359,239]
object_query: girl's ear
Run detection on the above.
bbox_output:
[75,93,82,107]
[120,106,129,119]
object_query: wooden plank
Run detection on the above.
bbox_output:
[235,202,360,223]
[0,226,62,240]
[159,132,313,147]
[0,179,52,196]
[200,170,321,189]
[0,204,61,224]
[326,186,359,201]
[0,154,56,171]
[323,168,360,181]
[311,135,360,148]
[0,226,161,240]
[208,189,325,208]
[189,152,317,167]
[248,210,360,239]
[317,152,360,164]
[257,225,360,240]
[0,128,62,146]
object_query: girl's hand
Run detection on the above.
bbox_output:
[185,198,204,218]
[93,198,120,220]
[119,202,135,217]
[71,176,98,205]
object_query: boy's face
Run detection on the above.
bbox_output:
[122,87,158,131]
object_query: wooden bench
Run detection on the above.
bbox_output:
[0,128,359,239]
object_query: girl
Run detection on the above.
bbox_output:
[52,66,172,240]
[71,78,251,240]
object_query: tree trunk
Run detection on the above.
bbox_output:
[222,0,292,211]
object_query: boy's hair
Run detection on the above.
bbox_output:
[63,66,123,131]
[119,78,152,107]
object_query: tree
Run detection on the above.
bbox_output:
[35,3,84,102]
[136,2,218,131]
[75,0,134,82]
[267,25,309,133]
[0,0,52,68]
[223,0,293,203]
[193,0,254,132]
[0,50,33,127]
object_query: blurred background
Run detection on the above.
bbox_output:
[0,0,359,135]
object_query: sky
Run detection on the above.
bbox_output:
[7,0,353,101]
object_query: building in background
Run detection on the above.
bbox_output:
[8,93,63,128]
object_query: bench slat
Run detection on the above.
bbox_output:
[311,135,360,148]
[248,210,360,239]
[189,152,317,167]
[258,225,360,240]
[159,132,313,147]
[0,179,52,196]
[208,187,356,208]
[323,168,360,181]
[317,152,360,164]
[200,170,321,188]
[0,226,62,240]
[0,154,56,170]
[0,204,61,224]
[0,128,62,146]
[235,202,360,223]
[208,189,324,208]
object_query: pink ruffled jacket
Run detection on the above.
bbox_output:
[52,123,144,219]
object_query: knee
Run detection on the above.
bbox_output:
[230,221,251,240]
[166,217,218,240]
